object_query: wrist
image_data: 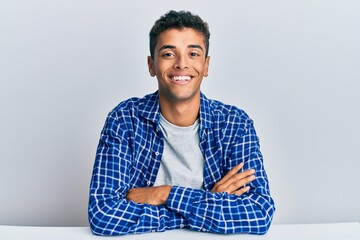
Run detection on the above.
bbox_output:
[158,185,172,204]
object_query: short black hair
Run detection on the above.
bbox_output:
[149,10,210,59]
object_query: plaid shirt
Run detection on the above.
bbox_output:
[88,92,275,235]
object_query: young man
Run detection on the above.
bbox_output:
[88,10,275,236]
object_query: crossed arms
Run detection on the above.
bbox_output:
[127,162,255,205]
[88,110,275,236]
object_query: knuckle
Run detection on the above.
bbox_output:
[235,176,245,185]
[235,174,243,180]
[217,185,225,192]
[232,182,241,189]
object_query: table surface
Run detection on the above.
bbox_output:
[1,222,359,240]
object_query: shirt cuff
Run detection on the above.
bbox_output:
[166,186,203,218]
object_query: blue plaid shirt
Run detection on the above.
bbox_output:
[88,92,275,235]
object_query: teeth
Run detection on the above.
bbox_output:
[172,76,191,81]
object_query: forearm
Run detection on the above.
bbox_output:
[166,186,275,234]
[88,191,187,236]
[126,185,172,206]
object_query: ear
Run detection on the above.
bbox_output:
[147,56,156,77]
[203,56,210,77]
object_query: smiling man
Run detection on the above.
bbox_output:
[88,10,275,236]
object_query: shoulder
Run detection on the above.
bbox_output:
[101,92,158,135]
[108,92,158,120]
[200,94,257,139]
[203,96,258,142]
[203,95,253,127]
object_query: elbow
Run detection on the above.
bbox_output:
[88,210,124,236]
[88,205,121,236]
[255,221,271,235]
[256,203,276,235]
[88,209,106,236]
[89,221,101,236]
[88,201,134,236]
[240,201,275,235]
[238,212,273,235]
[88,198,105,235]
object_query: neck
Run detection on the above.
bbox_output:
[159,95,200,127]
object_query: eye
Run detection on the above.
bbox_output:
[162,52,174,57]
[190,52,200,57]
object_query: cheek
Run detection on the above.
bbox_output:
[194,63,207,74]
[154,60,164,72]
[156,62,173,77]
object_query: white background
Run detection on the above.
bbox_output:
[0,0,359,226]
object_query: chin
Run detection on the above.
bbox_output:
[172,92,200,102]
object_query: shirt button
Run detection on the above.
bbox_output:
[202,228,207,232]
[147,181,151,186]
[155,152,159,156]
[180,224,184,228]
[151,230,155,232]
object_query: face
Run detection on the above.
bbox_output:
[148,28,210,104]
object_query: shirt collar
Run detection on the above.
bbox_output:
[199,92,213,129]
[138,91,213,129]
[137,91,161,123]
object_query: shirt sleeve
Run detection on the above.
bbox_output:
[165,118,275,235]
[88,112,188,236]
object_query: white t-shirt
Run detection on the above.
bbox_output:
[153,114,205,189]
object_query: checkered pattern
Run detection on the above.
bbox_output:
[88,92,275,236]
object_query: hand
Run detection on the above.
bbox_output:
[126,185,172,206]
[211,162,255,195]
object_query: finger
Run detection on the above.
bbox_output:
[216,162,244,185]
[236,168,256,182]
[232,186,250,196]
[211,167,254,193]
[222,173,256,193]
[211,163,244,192]
[222,168,255,187]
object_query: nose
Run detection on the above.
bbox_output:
[174,55,188,69]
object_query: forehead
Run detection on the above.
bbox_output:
[156,28,206,49]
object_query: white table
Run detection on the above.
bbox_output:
[1,222,359,240]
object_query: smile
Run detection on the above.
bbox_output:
[170,75,192,82]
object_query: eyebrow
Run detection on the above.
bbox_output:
[188,44,204,51]
[158,44,204,52]
[158,45,176,52]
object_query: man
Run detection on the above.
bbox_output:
[88,10,275,236]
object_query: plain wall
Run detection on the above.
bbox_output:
[1,0,359,226]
